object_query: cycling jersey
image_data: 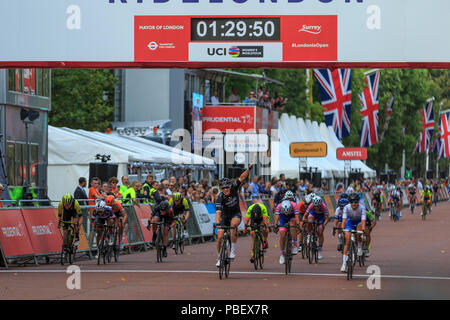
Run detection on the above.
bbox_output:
[408,187,416,195]
[58,200,82,220]
[421,189,432,199]
[215,180,242,218]
[152,205,175,225]
[297,201,309,216]
[343,203,366,231]
[334,207,344,221]
[246,203,269,223]
[169,197,190,216]
[275,201,298,227]
[372,192,382,203]
[305,202,329,217]
[110,200,125,218]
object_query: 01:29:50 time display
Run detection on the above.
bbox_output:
[191,18,280,41]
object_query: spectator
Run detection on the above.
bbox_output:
[248,176,260,199]
[242,91,258,105]
[257,86,266,99]
[211,90,220,105]
[298,180,307,196]
[186,185,194,200]
[240,181,250,200]
[123,181,142,207]
[258,92,272,110]
[201,178,210,193]
[279,174,287,188]
[272,92,287,111]
[169,176,177,186]
[158,185,168,202]
[270,180,281,196]
[335,180,344,192]
[73,177,88,206]
[100,181,111,196]
[119,175,130,195]
[228,87,240,103]
[88,177,102,206]
[161,179,170,196]
[108,176,122,199]
[261,181,271,195]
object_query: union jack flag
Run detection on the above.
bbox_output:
[313,69,352,140]
[417,100,434,153]
[380,94,395,140]
[440,111,450,158]
[433,126,444,160]
[359,71,380,147]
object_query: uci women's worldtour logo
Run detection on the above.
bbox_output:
[228,47,240,57]
[298,25,322,35]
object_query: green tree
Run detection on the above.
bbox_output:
[50,69,117,131]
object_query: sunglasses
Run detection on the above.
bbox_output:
[350,200,359,204]
[222,186,230,190]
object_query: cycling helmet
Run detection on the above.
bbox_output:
[251,204,262,220]
[309,192,316,199]
[95,200,106,211]
[338,198,349,208]
[284,190,294,200]
[348,193,360,203]
[280,200,293,216]
[159,201,169,211]
[304,193,313,205]
[339,192,349,199]
[62,194,73,206]
[312,196,322,207]
[220,178,231,188]
[105,195,115,206]
[173,192,182,201]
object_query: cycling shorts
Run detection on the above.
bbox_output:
[219,212,241,227]
[279,213,296,227]
[344,219,362,232]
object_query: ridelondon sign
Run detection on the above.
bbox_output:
[336,147,367,160]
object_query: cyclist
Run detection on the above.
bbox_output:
[305,196,329,260]
[244,203,269,263]
[363,208,377,257]
[215,164,252,267]
[91,200,116,250]
[333,197,349,252]
[388,186,403,219]
[274,187,287,208]
[432,180,440,207]
[340,193,366,272]
[57,194,82,247]
[283,190,297,203]
[168,192,190,250]
[407,182,417,213]
[297,193,313,251]
[421,185,432,217]
[148,200,174,258]
[274,200,300,265]
[371,188,383,220]
[105,195,127,249]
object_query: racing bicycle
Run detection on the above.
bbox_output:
[217,226,237,280]
[60,221,78,266]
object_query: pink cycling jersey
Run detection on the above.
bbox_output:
[306,202,329,217]
[275,201,299,215]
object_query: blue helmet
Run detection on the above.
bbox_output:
[338,198,349,208]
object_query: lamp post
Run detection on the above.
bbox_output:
[20,109,40,193]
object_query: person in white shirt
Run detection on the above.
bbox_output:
[228,87,240,103]
[211,90,220,105]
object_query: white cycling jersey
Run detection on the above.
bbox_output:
[343,203,366,221]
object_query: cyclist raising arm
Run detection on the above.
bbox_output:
[215,164,253,267]
[58,194,82,247]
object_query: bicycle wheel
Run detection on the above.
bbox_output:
[179,226,185,254]
[225,237,231,278]
[314,241,319,264]
[67,233,74,265]
[300,229,305,259]
[258,234,264,269]
[113,228,119,262]
[347,243,353,280]
[156,226,163,263]
[218,237,227,280]
[308,233,313,265]
[97,229,105,265]
[61,232,69,266]
[253,235,260,270]
[284,233,292,275]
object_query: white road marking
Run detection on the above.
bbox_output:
[1,269,450,280]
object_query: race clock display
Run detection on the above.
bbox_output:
[191,18,280,41]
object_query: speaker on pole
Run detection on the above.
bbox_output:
[312,172,322,188]
[300,172,312,182]
[89,163,118,183]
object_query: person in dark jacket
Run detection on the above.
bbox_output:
[74,177,88,206]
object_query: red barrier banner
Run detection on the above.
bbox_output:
[21,208,63,255]
[133,205,153,242]
[202,106,255,132]
[0,209,35,257]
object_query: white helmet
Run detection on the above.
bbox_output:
[312,196,322,207]
[280,200,293,216]
[284,190,294,200]
[304,194,313,205]
[95,200,106,211]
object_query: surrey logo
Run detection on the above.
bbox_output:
[298,25,322,34]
